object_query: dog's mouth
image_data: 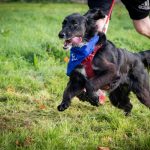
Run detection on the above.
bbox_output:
[63,37,83,49]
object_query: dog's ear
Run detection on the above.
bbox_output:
[84,8,105,20]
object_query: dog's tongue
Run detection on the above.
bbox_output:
[71,37,82,45]
[63,37,83,50]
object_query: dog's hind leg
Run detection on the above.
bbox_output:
[131,68,150,108]
[135,89,150,108]
[109,85,133,115]
[132,82,150,108]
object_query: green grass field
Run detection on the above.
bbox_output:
[0,2,150,150]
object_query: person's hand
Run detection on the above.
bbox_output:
[96,15,109,33]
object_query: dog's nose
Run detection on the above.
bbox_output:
[59,32,66,39]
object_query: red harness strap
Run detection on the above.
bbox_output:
[81,45,102,79]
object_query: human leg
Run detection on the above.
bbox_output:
[121,0,150,38]
[133,16,150,38]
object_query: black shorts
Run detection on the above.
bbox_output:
[87,0,150,20]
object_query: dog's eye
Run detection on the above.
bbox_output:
[71,20,78,26]
[73,22,78,28]
[74,23,78,27]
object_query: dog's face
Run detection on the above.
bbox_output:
[59,13,87,49]
[58,9,105,49]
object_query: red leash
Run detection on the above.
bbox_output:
[102,0,115,33]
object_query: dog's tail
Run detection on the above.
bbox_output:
[138,50,150,68]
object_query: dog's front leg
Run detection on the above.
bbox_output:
[77,89,100,106]
[90,57,120,91]
[84,81,100,106]
[57,79,85,111]
[84,60,119,105]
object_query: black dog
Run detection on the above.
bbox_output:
[58,9,150,115]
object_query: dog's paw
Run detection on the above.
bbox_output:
[57,103,69,111]
[89,101,99,107]
[89,98,99,107]
[124,111,131,116]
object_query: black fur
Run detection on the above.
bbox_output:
[58,8,150,115]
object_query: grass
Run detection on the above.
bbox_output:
[0,2,150,150]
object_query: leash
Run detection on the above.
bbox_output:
[102,0,115,33]
[82,0,116,78]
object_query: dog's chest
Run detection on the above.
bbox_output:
[75,63,96,79]
[76,45,102,78]
[81,55,95,78]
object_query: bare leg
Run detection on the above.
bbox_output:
[133,16,150,38]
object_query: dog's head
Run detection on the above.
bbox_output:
[58,9,105,49]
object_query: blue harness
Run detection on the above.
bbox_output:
[67,35,99,76]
